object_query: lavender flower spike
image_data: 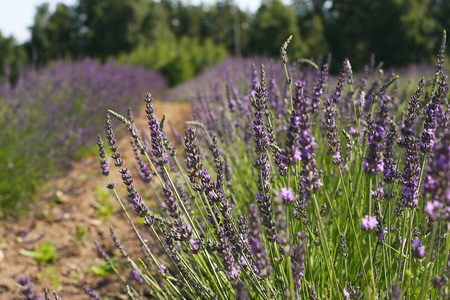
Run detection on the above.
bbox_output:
[423,130,450,220]
[81,284,102,300]
[97,135,110,176]
[145,93,169,166]
[16,276,42,300]
[311,64,328,113]
[119,168,149,218]
[420,30,447,153]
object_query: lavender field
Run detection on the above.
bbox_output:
[0,58,166,212]
[2,29,450,300]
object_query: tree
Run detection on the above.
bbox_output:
[326,0,438,70]
[76,0,147,60]
[0,31,27,82]
[27,3,52,66]
[249,0,308,59]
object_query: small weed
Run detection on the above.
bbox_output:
[89,258,120,276]
[19,242,58,266]
[74,226,89,245]
[38,266,62,291]
[94,187,114,220]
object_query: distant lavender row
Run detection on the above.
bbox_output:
[167,56,287,102]
[0,58,167,212]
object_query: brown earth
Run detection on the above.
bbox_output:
[0,101,192,299]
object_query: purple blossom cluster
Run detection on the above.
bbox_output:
[423,130,450,220]
[295,80,322,192]
[420,31,447,154]
[361,215,378,231]
[89,32,450,300]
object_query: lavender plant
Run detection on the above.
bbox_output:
[89,32,450,299]
[0,58,167,213]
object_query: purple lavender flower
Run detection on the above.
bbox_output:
[110,226,128,258]
[159,263,167,275]
[96,135,110,176]
[278,81,305,172]
[412,239,426,258]
[332,60,349,105]
[119,168,149,218]
[389,283,401,300]
[190,238,202,254]
[295,80,322,192]
[167,196,193,241]
[252,66,277,242]
[248,204,273,278]
[125,111,153,184]
[279,187,297,205]
[105,114,124,167]
[398,78,425,148]
[423,130,450,220]
[16,276,42,300]
[94,240,112,264]
[400,138,421,209]
[184,127,205,184]
[343,288,350,299]
[132,269,144,284]
[280,35,292,64]
[420,31,447,154]
[324,94,342,165]
[383,121,399,183]
[81,284,102,300]
[361,215,378,231]
[363,114,384,175]
[340,233,349,258]
[424,200,441,218]
[291,231,308,290]
[226,83,237,113]
[233,282,250,300]
[311,64,328,113]
[216,225,241,281]
[145,94,169,166]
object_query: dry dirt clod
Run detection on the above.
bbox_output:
[55,190,70,203]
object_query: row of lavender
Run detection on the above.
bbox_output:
[0,59,166,213]
[23,32,449,299]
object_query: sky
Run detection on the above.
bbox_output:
[0,0,264,44]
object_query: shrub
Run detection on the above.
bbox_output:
[0,58,167,213]
[117,37,227,86]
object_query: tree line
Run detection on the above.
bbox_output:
[1,0,449,85]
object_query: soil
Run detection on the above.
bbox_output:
[0,101,192,299]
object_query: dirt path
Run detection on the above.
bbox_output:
[0,100,192,299]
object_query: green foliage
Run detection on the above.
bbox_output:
[0,31,27,82]
[20,242,58,266]
[326,0,439,70]
[249,0,308,59]
[39,266,62,290]
[89,258,120,276]
[117,37,227,86]
[18,0,448,86]
[95,187,114,220]
[74,226,89,244]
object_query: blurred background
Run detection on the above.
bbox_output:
[0,0,449,86]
